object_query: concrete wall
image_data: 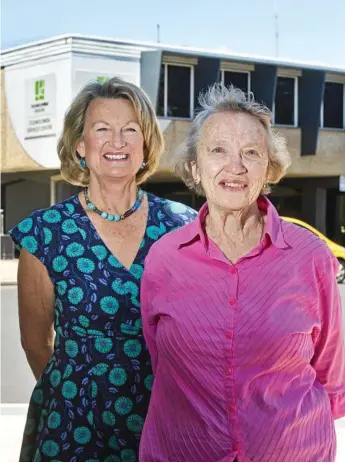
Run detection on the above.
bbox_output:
[158,120,345,177]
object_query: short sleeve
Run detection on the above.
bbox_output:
[8,212,47,264]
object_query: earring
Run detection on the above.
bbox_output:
[80,158,86,169]
[141,161,146,170]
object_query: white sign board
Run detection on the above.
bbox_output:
[25,74,56,139]
[340,176,345,193]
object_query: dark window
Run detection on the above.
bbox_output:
[223,71,249,94]
[157,64,191,118]
[167,65,191,118]
[274,77,296,125]
[157,65,165,117]
[323,82,344,129]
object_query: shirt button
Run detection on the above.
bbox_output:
[228,404,236,412]
[226,330,233,339]
[231,267,237,275]
[229,298,236,305]
[226,367,232,376]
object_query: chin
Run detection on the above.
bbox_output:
[215,191,250,211]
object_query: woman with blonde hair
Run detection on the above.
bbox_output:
[139,84,345,462]
[9,77,196,461]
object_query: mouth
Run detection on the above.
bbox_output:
[220,181,248,191]
[103,153,129,161]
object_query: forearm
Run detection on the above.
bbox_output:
[24,346,54,380]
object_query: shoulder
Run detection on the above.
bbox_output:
[145,218,196,272]
[9,195,80,256]
[147,193,197,230]
[280,218,338,277]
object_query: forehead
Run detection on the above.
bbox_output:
[201,111,267,146]
[85,97,138,122]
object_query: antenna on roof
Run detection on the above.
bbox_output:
[157,24,161,43]
[274,0,279,57]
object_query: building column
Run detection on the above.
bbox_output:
[302,186,327,234]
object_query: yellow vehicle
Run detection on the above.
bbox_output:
[281,217,345,284]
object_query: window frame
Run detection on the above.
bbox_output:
[161,62,194,119]
[320,80,345,130]
[272,75,298,128]
[220,69,251,96]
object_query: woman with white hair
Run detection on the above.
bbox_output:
[139,84,345,462]
[9,77,196,462]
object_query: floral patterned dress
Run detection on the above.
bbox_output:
[9,193,196,462]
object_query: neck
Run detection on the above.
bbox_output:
[87,177,138,216]
[206,200,263,244]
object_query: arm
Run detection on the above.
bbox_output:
[18,249,55,380]
[141,255,160,374]
[311,256,345,420]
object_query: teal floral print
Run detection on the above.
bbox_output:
[66,242,84,257]
[8,193,197,461]
[21,236,38,254]
[43,227,53,245]
[100,296,119,315]
[18,217,33,233]
[76,257,95,274]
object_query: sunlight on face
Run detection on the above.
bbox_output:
[192,111,269,212]
[77,98,145,184]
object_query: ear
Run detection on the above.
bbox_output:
[76,139,85,158]
[190,161,200,185]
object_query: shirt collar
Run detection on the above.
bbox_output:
[177,195,290,250]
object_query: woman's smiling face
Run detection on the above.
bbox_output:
[192,111,269,212]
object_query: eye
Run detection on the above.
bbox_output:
[243,148,260,158]
[124,127,137,133]
[212,147,224,153]
[96,127,108,132]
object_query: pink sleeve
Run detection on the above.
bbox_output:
[141,252,160,374]
[312,256,345,420]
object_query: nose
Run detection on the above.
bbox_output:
[225,152,247,175]
[110,129,126,149]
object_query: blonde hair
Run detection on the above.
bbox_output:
[58,77,164,186]
[173,83,291,195]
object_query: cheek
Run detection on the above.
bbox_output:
[84,135,103,153]
[199,159,222,182]
[247,160,268,183]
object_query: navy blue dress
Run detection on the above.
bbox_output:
[9,193,196,462]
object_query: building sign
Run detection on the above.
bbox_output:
[340,176,345,193]
[25,74,56,139]
[75,72,112,95]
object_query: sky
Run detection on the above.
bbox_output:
[1,0,345,68]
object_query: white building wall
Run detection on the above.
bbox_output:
[5,54,73,168]
[4,52,141,170]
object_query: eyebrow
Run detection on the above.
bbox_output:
[92,120,110,128]
[91,120,140,128]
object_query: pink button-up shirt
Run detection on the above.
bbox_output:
[139,196,345,462]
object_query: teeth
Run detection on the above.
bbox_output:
[104,154,128,160]
[224,182,247,188]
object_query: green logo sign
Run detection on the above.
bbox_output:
[96,76,109,84]
[35,80,45,101]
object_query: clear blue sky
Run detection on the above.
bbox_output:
[1,0,345,68]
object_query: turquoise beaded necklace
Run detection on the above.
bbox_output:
[83,186,144,222]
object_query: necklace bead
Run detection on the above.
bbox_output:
[83,186,143,222]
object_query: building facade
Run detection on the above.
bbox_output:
[1,34,345,245]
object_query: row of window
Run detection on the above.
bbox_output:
[157,63,345,129]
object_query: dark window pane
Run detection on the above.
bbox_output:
[323,82,344,129]
[157,64,165,117]
[167,65,191,118]
[223,71,248,94]
[274,77,295,125]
